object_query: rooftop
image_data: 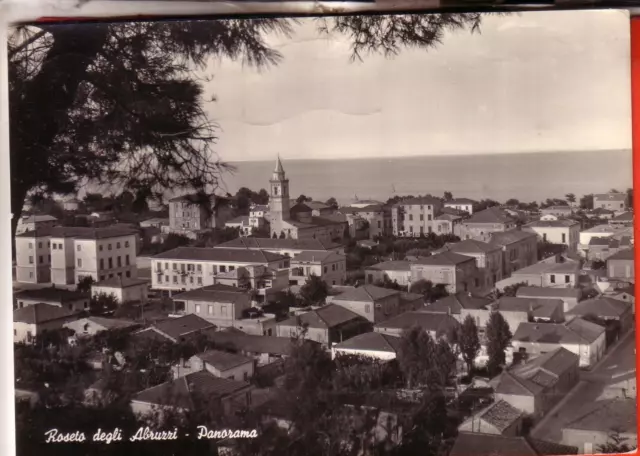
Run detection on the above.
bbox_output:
[153,247,287,263]
[516,286,581,300]
[19,214,58,223]
[471,400,524,433]
[375,312,459,336]
[512,318,604,345]
[16,226,138,239]
[143,314,216,341]
[492,297,563,319]
[278,304,365,329]
[512,261,579,276]
[611,211,633,221]
[94,276,149,289]
[194,349,253,371]
[366,260,412,272]
[131,371,250,409]
[172,286,250,304]
[339,205,384,213]
[215,237,342,251]
[525,219,579,228]
[489,229,537,246]
[77,316,138,331]
[412,251,474,266]
[424,292,492,315]
[567,297,632,319]
[445,198,476,205]
[465,207,513,224]
[226,215,250,226]
[331,285,399,303]
[291,251,345,263]
[444,239,500,254]
[14,287,88,303]
[594,193,627,202]
[511,347,579,382]
[206,332,300,356]
[564,397,636,433]
[582,224,618,233]
[394,196,441,206]
[607,248,634,261]
[14,303,77,324]
[334,332,402,354]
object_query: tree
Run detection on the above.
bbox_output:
[162,233,191,251]
[565,193,576,204]
[485,311,512,376]
[296,194,312,204]
[609,188,621,193]
[410,279,449,303]
[505,198,519,206]
[580,194,595,210]
[90,292,120,315]
[279,231,286,239]
[596,429,632,453]
[459,315,481,374]
[397,326,436,388]
[500,281,527,297]
[76,275,95,293]
[627,187,633,209]
[325,197,339,210]
[299,274,329,306]
[443,191,453,201]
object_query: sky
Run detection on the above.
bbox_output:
[201,10,632,162]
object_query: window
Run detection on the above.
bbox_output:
[173,263,177,271]
[324,266,328,274]
[108,244,112,251]
[164,262,168,270]
[562,233,566,243]
[117,272,122,278]
[47,255,50,262]
[365,304,371,313]
[543,233,547,242]
[77,258,82,267]
[28,242,33,249]
[220,266,227,273]
[195,304,201,313]
[116,242,121,249]
[100,259,104,269]
[564,275,570,284]
[125,255,130,266]
[100,275,105,280]
[158,276,163,283]
[208,305,213,315]
[109,274,114,278]
[125,241,130,248]
[409,215,413,221]
[550,274,556,284]
[189,276,194,284]
[229,266,235,271]
[181,276,186,284]
[173,276,178,283]
[378,221,381,228]
[332,264,336,271]
[58,243,62,249]
[420,215,424,221]
[76,244,81,251]
[474,278,480,287]
[117,256,122,267]
[410,226,413,233]
[38,242,42,248]
[108,258,113,268]
[197,277,202,285]
[197,264,202,272]
[244,372,249,381]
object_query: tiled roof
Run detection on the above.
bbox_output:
[394,196,441,206]
[489,229,537,246]
[491,370,544,396]
[441,207,467,216]
[424,293,491,315]
[449,433,537,456]
[334,332,401,354]
[131,371,250,409]
[589,237,617,246]
[594,193,627,202]
[145,314,216,341]
[564,397,636,433]
[195,349,253,371]
[94,276,149,288]
[445,198,476,205]
[366,260,412,272]
[206,332,299,356]
[527,439,578,455]
[19,214,58,223]
[226,215,250,225]
[435,213,462,221]
[172,287,249,303]
[525,219,579,228]
[331,285,399,303]
[81,316,138,330]
[513,319,604,345]
[582,224,617,233]
[411,251,474,266]
[16,226,138,239]
[511,261,578,276]
[13,303,77,324]
[291,251,345,263]
[567,297,631,319]
[215,237,342,251]
[476,400,524,432]
[493,297,563,319]
[465,207,513,224]
[607,248,634,261]
[304,201,331,211]
[340,205,384,213]
[375,312,459,336]
[516,286,581,300]
[611,211,633,221]
[152,247,287,263]
[15,287,88,303]
[444,239,500,254]
[512,347,579,380]
[278,304,364,329]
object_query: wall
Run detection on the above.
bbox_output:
[525,225,580,252]
[493,393,536,416]
[561,429,637,455]
[277,323,328,345]
[608,259,634,280]
[510,337,604,368]
[331,347,397,361]
[365,268,412,286]
[51,237,76,285]
[332,294,400,323]
[15,236,51,283]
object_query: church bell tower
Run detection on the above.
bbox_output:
[269,156,290,232]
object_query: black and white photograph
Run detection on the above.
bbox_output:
[6,9,637,456]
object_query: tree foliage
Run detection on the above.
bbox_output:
[459,315,481,373]
[485,311,512,376]
[596,429,633,454]
[397,326,455,389]
[410,279,449,303]
[299,274,329,306]
[76,275,95,293]
[89,292,120,315]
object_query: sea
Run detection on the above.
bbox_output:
[218,150,633,206]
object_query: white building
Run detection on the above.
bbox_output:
[523,216,580,252]
[15,214,58,235]
[444,198,476,215]
[289,251,347,287]
[13,303,78,344]
[91,276,149,304]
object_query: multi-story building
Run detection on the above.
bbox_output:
[391,197,443,237]
[487,230,538,278]
[328,285,423,324]
[441,239,504,291]
[523,217,580,252]
[444,198,476,214]
[593,192,628,211]
[607,248,634,280]
[289,251,347,286]
[150,247,290,297]
[15,214,58,235]
[167,193,234,237]
[15,226,138,285]
[410,251,479,293]
[365,260,412,286]
[459,207,516,240]
[339,205,387,239]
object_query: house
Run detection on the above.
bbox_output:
[172,350,255,382]
[608,211,633,228]
[225,216,252,236]
[215,265,290,305]
[449,432,577,456]
[331,332,402,361]
[422,292,493,324]
[338,205,388,238]
[491,347,579,419]
[327,285,423,324]
[91,276,149,305]
[391,197,443,237]
[606,284,635,308]
[365,261,412,287]
[374,311,460,340]
[496,259,580,290]
[171,285,277,336]
[586,207,615,220]
[516,286,581,312]
[593,192,628,211]
[205,331,302,366]
[15,214,58,235]
[167,193,234,238]
[540,206,573,217]
[561,397,637,454]
[460,207,516,240]
[444,198,476,214]
[523,218,580,252]
[510,318,605,367]
[488,230,538,278]
[268,158,347,242]
[133,314,217,343]
[64,316,138,338]
[215,237,345,257]
[578,225,629,256]
[434,212,464,236]
[458,400,524,436]
[276,304,371,346]
[566,297,633,334]
[586,237,624,261]
[607,248,634,280]
[289,251,347,287]
[490,296,565,330]
[150,247,290,295]
[440,239,504,290]
[130,371,253,419]
[140,217,169,229]
[13,303,79,344]
[63,198,80,212]
[14,287,90,312]
[410,251,479,293]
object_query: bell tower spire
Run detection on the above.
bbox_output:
[269,155,290,236]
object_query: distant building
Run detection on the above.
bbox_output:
[586,207,615,220]
[523,218,580,252]
[339,205,388,239]
[566,297,633,334]
[289,251,346,287]
[391,197,443,237]
[64,316,138,338]
[593,192,628,211]
[172,350,255,382]
[133,314,216,343]
[15,214,58,235]
[608,211,633,228]
[488,230,538,278]
[63,198,80,212]
[606,248,634,281]
[496,258,580,290]
[140,217,169,229]
[434,212,464,236]
[374,311,460,340]
[460,207,516,240]
[365,260,412,287]
[225,216,253,236]
[13,303,79,344]
[410,251,479,293]
[422,292,493,325]
[444,198,477,214]
[91,276,149,305]
[14,287,89,312]
[327,285,423,324]
[215,237,344,257]
[167,193,234,238]
[515,286,581,313]
[540,206,573,217]
[458,400,524,436]
[440,239,504,291]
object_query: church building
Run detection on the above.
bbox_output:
[269,157,347,243]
